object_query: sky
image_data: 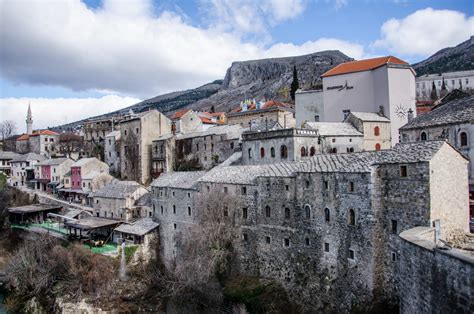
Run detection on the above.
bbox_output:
[0,0,473,132]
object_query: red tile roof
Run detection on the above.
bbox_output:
[321,56,409,78]
[171,109,191,120]
[16,130,59,141]
[199,117,217,124]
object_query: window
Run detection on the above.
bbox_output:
[300,146,307,157]
[314,115,320,122]
[174,223,177,230]
[242,233,248,241]
[161,206,163,214]
[452,79,455,85]
[207,186,210,192]
[280,145,288,159]
[124,130,127,136]
[172,191,175,197]
[224,186,228,194]
[270,147,275,158]
[242,207,248,219]
[331,148,337,154]
[349,209,356,226]
[285,208,290,219]
[188,193,191,198]
[188,207,191,216]
[460,131,468,147]
[230,142,234,150]
[420,132,427,141]
[348,249,355,260]
[173,205,176,214]
[349,182,354,192]
[305,238,310,246]
[324,243,330,252]
[400,165,408,178]
[391,220,398,234]
[305,180,310,188]
[223,206,229,217]
[248,148,252,159]
[310,146,316,156]
[260,147,265,158]
[96,199,99,204]
[96,212,99,217]
[324,180,329,190]
[265,236,271,244]
[305,205,311,219]
[438,81,441,86]
[285,185,289,191]
[466,78,469,85]
[284,238,290,247]
[375,143,381,151]
[332,138,336,143]
[265,206,271,218]
[374,126,380,136]
[242,186,247,194]
[136,127,139,134]
[196,144,199,151]
[324,208,330,222]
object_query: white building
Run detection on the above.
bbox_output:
[415,70,474,100]
[295,89,323,127]
[321,56,416,146]
[10,153,46,186]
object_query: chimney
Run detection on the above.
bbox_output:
[378,106,385,117]
[407,109,414,123]
[342,109,351,120]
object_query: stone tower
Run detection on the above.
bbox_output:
[26,103,33,135]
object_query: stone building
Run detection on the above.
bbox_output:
[10,153,46,186]
[82,117,122,160]
[303,122,364,153]
[104,130,121,176]
[170,109,205,134]
[399,95,474,190]
[321,56,416,145]
[415,69,474,100]
[151,140,469,311]
[227,100,295,129]
[119,110,172,185]
[344,111,391,150]
[92,180,149,221]
[151,124,243,173]
[0,151,21,176]
[32,157,74,192]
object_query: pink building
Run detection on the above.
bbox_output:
[71,166,82,190]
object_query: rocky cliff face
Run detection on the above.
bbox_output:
[412,36,474,76]
[193,50,351,112]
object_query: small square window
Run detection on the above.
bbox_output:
[332,138,336,143]
[349,249,355,260]
[224,186,228,193]
[284,238,290,247]
[324,243,329,252]
[400,165,408,178]
[265,236,271,244]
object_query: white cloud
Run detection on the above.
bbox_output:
[0,95,140,133]
[373,8,474,57]
[0,0,361,100]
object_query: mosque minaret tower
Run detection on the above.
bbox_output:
[26,103,33,135]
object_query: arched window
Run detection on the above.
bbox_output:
[331,148,337,154]
[349,209,356,225]
[324,208,330,222]
[248,148,252,159]
[305,205,311,219]
[265,206,271,218]
[280,145,288,159]
[301,146,307,157]
[460,131,468,147]
[421,132,427,141]
[374,126,380,136]
[310,146,316,156]
[375,143,381,151]
[260,147,265,158]
[271,147,275,158]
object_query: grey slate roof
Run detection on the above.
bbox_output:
[135,191,151,206]
[0,151,21,160]
[91,180,142,199]
[115,218,159,236]
[348,112,390,122]
[248,120,283,132]
[151,171,207,189]
[400,95,474,130]
[304,122,363,136]
[37,158,71,166]
[71,157,99,167]
[177,124,244,140]
[10,153,46,163]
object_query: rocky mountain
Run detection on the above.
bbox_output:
[412,36,474,76]
[53,50,351,131]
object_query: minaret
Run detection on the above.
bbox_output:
[26,103,33,135]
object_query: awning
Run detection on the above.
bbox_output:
[58,188,90,194]
[47,181,60,186]
[30,179,50,183]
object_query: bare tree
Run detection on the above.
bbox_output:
[0,120,17,145]
[58,132,84,157]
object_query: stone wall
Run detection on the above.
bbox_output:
[398,227,474,314]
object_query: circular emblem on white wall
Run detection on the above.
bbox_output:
[395,104,407,120]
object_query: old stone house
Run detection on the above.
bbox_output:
[33,157,74,192]
[119,110,172,185]
[152,124,243,173]
[303,122,364,153]
[0,151,21,176]
[16,130,60,155]
[151,140,469,311]
[170,109,205,134]
[92,180,149,221]
[104,130,121,176]
[10,153,46,186]
[227,100,295,129]
[344,111,391,150]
